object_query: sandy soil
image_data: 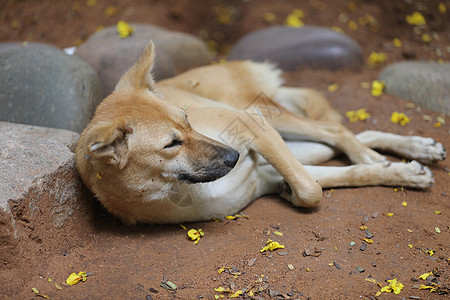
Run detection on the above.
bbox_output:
[0,0,449,299]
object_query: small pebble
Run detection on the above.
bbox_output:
[277,251,289,256]
[360,243,367,251]
[363,216,369,222]
[364,229,374,239]
[356,266,365,273]
[372,212,379,218]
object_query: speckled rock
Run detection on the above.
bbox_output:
[75,24,211,96]
[228,25,363,71]
[0,122,93,285]
[379,61,450,115]
[0,41,59,55]
[0,44,103,132]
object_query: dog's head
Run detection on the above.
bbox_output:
[76,42,239,210]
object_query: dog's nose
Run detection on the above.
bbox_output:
[224,149,240,168]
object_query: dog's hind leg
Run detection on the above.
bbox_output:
[286,131,447,165]
[273,87,342,122]
[304,160,434,189]
[355,131,446,164]
[248,92,385,165]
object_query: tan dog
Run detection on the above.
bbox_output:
[76,42,446,224]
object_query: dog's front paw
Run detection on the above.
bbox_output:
[400,160,434,189]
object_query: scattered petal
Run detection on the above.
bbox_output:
[393,38,402,47]
[439,2,447,14]
[263,12,276,22]
[260,239,285,253]
[367,51,387,67]
[371,80,385,96]
[117,20,135,38]
[406,12,426,26]
[385,212,394,217]
[273,231,284,236]
[348,20,358,30]
[390,112,410,126]
[104,6,118,17]
[408,244,413,248]
[229,290,243,298]
[66,271,87,285]
[345,108,371,122]
[363,238,373,244]
[402,201,408,207]
[187,229,204,244]
[327,83,339,92]
[435,227,441,233]
[435,211,441,214]
[381,278,404,294]
[419,272,433,280]
[286,9,305,27]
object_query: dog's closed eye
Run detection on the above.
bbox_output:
[164,139,183,149]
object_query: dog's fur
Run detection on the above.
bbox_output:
[76,42,446,224]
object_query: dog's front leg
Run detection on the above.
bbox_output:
[189,107,323,207]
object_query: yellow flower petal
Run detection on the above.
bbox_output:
[380,278,404,294]
[328,83,339,92]
[406,12,426,26]
[371,80,385,97]
[419,272,433,280]
[286,9,305,27]
[66,271,87,286]
[393,38,402,47]
[367,51,387,67]
[230,290,243,298]
[439,3,447,14]
[390,112,410,126]
[363,238,373,244]
[260,239,285,252]
[117,20,135,38]
[187,229,204,244]
[385,212,394,217]
[402,201,407,207]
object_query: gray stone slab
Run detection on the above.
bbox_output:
[0,43,103,132]
[75,24,211,96]
[228,25,363,71]
[379,61,450,115]
[0,122,79,213]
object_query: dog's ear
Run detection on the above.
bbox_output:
[115,41,156,93]
[85,118,133,169]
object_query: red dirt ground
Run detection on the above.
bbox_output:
[1,0,449,299]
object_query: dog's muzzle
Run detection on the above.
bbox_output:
[178,148,239,183]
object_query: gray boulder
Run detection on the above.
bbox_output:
[0,41,59,55]
[0,43,103,132]
[0,122,92,288]
[379,61,450,115]
[228,25,363,71]
[75,24,211,96]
